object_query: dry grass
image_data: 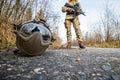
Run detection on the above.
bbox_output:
[86,41,120,48]
[49,32,62,49]
[70,39,120,48]
[0,16,62,49]
[0,16,16,47]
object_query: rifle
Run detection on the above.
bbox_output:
[80,11,86,16]
[65,3,85,16]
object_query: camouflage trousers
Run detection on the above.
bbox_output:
[65,17,83,44]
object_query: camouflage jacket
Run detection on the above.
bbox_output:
[62,2,82,20]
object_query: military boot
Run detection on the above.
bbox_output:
[79,42,85,49]
[66,42,71,49]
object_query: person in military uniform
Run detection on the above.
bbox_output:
[62,0,85,49]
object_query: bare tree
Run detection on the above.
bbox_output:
[0,0,61,47]
[84,1,120,47]
[0,0,35,46]
[35,0,60,30]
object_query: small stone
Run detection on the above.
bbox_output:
[92,73,96,76]
[7,68,13,71]
[106,63,110,66]
[53,71,59,75]
[97,77,103,80]
[96,57,107,62]
[111,70,114,72]
[7,75,14,78]
[93,77,97,80]
[40,68,44,70]
[112,75,119,80]
[23,75,32,78]
[34,68,42,74]
[68,64,73,68]
[30,71,34,74]
[76,58,80,62]
[110,57,119,61]
[66,78,71,80]
[97,73,102,76]
[38,76,44,80]
[93,68,97,71]
[16,74,21,76]
[102,65,112,71]
[21,69,25,71]
[2,64,7,66]
[78,71,85,75]
[7,64,13,67]
[42,70,46,73]
[103,75,111,80]
[64,54,69,56]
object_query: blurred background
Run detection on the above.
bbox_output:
[0,0,120,49]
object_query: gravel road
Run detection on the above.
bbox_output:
[0,47,120,80]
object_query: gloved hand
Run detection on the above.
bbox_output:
[67,8,74,13]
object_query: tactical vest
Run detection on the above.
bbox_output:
[65,2,80,15]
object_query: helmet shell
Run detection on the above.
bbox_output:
[15,22,51,56]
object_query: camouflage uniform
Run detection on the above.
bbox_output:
[62,0,84,48]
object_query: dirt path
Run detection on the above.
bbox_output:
[0,48,120,80]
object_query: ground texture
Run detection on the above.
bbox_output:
[0,48,120,80]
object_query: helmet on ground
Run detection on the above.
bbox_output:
[14,21,52,56]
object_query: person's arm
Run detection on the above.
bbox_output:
[62,6,68,13]
[62,2,75,13]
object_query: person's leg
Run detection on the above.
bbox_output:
[73,17,85,49]
[65,19,72,48]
